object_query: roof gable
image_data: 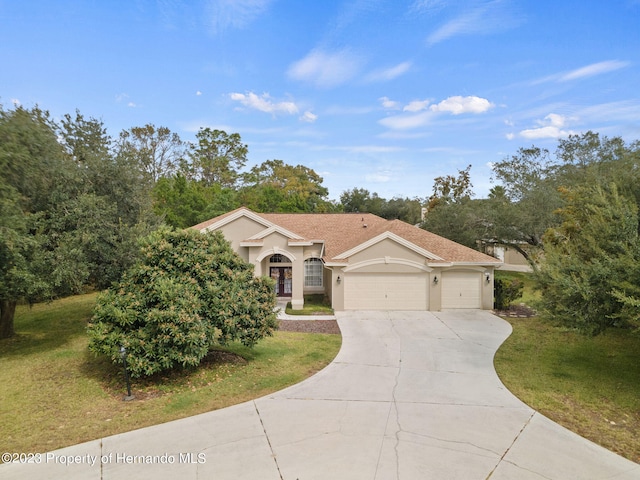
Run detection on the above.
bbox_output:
[194,207,274,232]
[245,224,304,241]
[335,231,444,261]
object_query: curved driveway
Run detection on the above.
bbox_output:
[2,311,639,479]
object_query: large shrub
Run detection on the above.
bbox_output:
[87,227,277,377]
[494,277,524,310]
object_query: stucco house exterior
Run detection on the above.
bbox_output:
[192,207,502,311]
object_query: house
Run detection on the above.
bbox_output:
[192,207,502,311]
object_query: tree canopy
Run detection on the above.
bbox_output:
[0,106,159,338]
[536,184,640,334]
[423,131,640,334]
[87,228,278,378]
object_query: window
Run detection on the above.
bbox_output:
[270,254,290,263]
[304,258,323,287]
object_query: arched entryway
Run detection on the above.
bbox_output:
[269,254,293,297]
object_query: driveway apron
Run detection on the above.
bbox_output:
[2,311,638,479]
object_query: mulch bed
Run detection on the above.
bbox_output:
[278,319,341,335]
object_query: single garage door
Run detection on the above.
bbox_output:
[441,271,482,309]
[344,273,429,310]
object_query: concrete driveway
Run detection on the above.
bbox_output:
[2,311,638,479]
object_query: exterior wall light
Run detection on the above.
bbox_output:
[336,275,342,285]
[433,275,438,285]
[485,272,491,284]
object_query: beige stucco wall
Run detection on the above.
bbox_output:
[430,268,442,311]
[330,267,346,311]
[483,267,495,309]
[213,216,266,262]
[347,238,427,266]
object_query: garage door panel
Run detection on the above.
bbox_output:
[345,273,428,310]
[441,271,481,309]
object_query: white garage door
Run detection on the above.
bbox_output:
[344,273,429,310]
[441,271,482,309]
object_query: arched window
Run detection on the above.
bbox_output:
[304,258,323,287]
[270,254,290,263]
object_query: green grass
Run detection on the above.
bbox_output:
[495,269,540,306]
[494,272,640,463]
[0,294,341,456]
[285,294,334,315]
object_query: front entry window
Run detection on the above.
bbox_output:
[270,254,289,263]
[271,267,292,297]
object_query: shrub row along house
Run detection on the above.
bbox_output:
[192,207,501,311]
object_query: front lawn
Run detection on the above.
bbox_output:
[0,293,341,456]
[493,272,640,463]
[285,294,334,315]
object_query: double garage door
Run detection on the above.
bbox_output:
[344,273,429,310]
[343,270,483,310]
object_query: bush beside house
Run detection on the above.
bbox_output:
[87,228,278,378]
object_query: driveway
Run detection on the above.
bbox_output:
[2,311,638,479]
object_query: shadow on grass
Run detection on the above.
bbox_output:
[79,346,254,401]
[0,294,97,359]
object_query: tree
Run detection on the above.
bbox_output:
[421,197,489,249]
[536,184,640,335]
[486,147,563,268]
[382,197,424,225]
[117,124,185,183]
[0,106,72,338]
[0,106,161,339]
[87,228,278,378]
[426,164,473,211]
[189,128,247,188]
[421,165,486,248]
[240,159,331,212]
[340,188,423,224]
[487,134,640,269]
[58,112,161,288]
[340,188,377,214]
[152,175,239,228]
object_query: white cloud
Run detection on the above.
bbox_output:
[365,61,412,82]
[206,0,273,34]
[127,102,137,108]
[559,60,630,82]
[196,91,203,96]
[429,95,494,114]
[505,132,515,140]
[11,98,20,106]
[379,95,493,130]
[379,111,433,130]
[229,92,299,115]
[519,113,575,139]
[299,111,318,123]
[426,0,522,46]
[410,0,449,15]
[287,49,363,88]
[404,99,431,112]
[379,96,401,109]
[531,60,631,85]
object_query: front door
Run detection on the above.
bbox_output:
[270,267,292,297]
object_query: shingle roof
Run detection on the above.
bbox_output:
[192,207,500,265]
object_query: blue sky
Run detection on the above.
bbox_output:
[2,0,639,200]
